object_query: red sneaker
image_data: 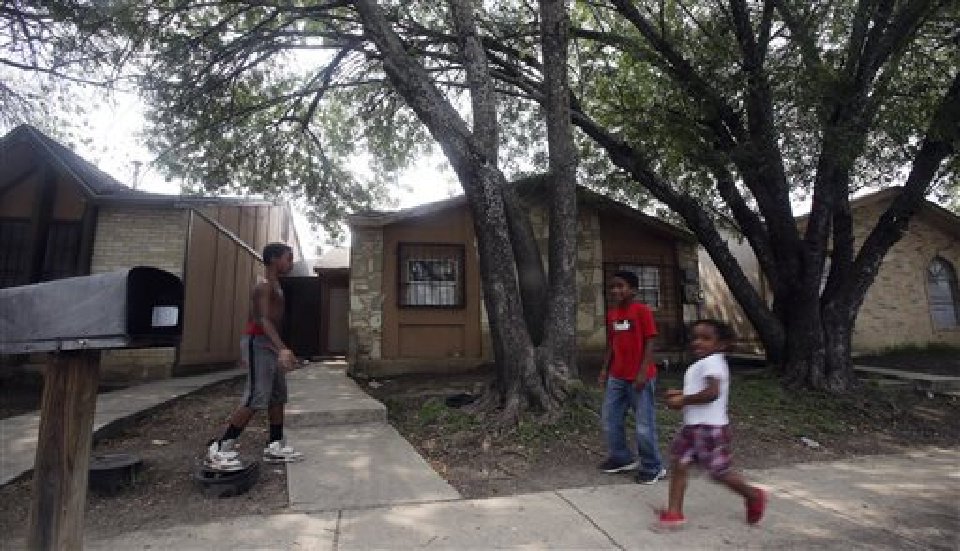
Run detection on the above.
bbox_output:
[658,510,687,529]
[746,488,767,525]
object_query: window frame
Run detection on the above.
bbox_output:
[927,256,960,330]
[397,242,466,309]
[617,263,661,310]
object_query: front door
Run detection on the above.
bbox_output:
[280,277,322,359]
[326,286,349,355]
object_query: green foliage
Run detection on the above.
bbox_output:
[417,397,479,432]
[571,1,958,209]
[0,1,137,133]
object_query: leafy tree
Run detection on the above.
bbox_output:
[98,0,956,395]
[0,1,136,133]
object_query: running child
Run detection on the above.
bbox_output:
[659,319,765,527]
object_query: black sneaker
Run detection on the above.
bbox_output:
[598,458,639,473]
[636,468,667,484]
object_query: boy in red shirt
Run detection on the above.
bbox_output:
[598,270,665,484]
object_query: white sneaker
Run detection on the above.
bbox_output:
[206,440,242,471]
[263,440,303,463]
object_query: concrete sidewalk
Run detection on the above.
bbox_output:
[85,447,959,550]
[0,368,243,486]
[283,363,461,511]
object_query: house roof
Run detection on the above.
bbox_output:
[798,187,960,239]
[349,177,696,243]
[0,124,277,208]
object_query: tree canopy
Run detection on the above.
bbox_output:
[34,0,960,392]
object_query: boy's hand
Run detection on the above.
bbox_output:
[633,373,648,390]
[597,369,608,386]
[665,389,684,410]
[278,349,297,372]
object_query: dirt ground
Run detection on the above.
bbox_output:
[364,364,960,499]
[0,378,288,543]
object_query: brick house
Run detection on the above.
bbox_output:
[699,188,960,354]
[0,125,301,381]
[347,183,701,376]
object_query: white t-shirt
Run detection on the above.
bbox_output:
[682,353,730,426]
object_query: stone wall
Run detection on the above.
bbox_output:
[90,206,189,381]
[852,203,960,352]
[348,226,384,372]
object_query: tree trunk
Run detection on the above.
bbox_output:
[353,0,577,422]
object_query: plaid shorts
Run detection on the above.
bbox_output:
[670,424,733,478]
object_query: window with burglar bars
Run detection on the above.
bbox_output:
[398,243,465,308]
[618,264,661,309]
[0,219,31,288]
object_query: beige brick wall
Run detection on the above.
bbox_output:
[349,226,385,367]
[91,207,189,380]
[852,203,960,352]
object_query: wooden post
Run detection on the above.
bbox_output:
[27,350,100,551]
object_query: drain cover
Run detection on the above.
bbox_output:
[194,461,260,498]
[89,453,143,494]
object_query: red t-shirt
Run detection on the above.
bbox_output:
[606,301,658,381]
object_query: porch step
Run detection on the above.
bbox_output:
[854,365,960,393]
[283,364,387,427]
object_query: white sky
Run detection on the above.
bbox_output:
[71,91,459,256]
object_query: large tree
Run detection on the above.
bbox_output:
[127,0,582,419]
[0,0,136,131]
[563,0,959,391]
[91,0,956,394]
[442,0,958,390]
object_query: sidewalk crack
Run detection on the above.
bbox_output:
[555,491,625,550]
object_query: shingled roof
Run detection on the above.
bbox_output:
[0,124,274,207]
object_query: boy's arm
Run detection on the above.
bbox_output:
[635,336,656,387]
[599,347,612,384]
[666,377,719,409]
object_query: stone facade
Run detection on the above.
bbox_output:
[851,202,960,352]
[348,226,385,370]
[90,206,189,380]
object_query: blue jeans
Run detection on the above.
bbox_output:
[601,377,663,476]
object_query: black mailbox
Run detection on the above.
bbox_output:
[0,266,184,354]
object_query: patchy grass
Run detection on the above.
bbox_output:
[369,368,960,499]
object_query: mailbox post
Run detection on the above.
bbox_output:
[0,267,183,550]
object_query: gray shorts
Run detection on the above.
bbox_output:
[240,335,287,410]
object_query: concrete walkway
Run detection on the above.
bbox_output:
[282,363,461,511]
[84,447,959,550]
[0,368,243,486]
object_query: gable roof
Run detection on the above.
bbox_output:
[349,177,695,243]
[0,124,276,208]
[797,187,960,240]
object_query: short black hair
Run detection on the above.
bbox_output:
[262,242,292,265]
[612,270,639,289]
[690,318,736,342]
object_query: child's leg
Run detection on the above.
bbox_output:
[267,403,284,443]
[666,458,688,515]
[633,378,663,478]
[717,471,758,499]
[600,379,634,466]
[227,406,255,430]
